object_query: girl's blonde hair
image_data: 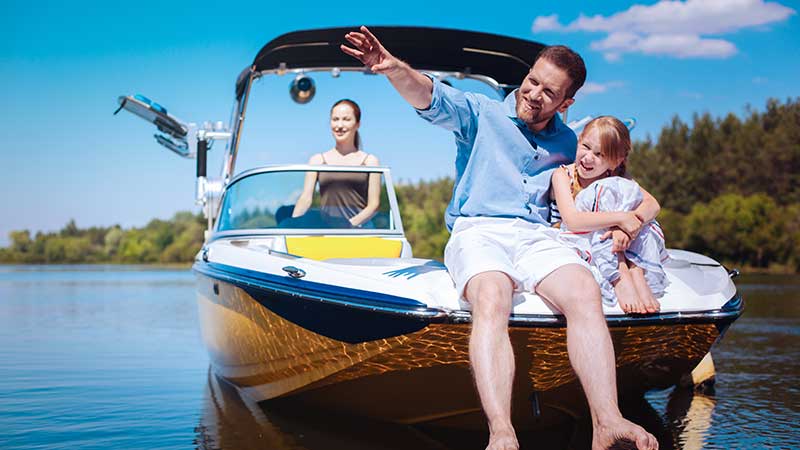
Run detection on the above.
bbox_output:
[581,116,631,177]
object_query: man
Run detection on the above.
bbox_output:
[341,26,659,450]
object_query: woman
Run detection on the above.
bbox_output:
[291,99,381,227]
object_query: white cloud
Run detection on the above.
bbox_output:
[532,0,796,60]
[752,76,769,84]
[591,33,738,59]
[578,81,625,96]
[532,14,564,32]
[568,0,794,34]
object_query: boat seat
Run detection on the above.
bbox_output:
[285,236,403,261]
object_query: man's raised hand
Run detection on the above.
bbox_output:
[341,26,399,74]
[341,26,433,109]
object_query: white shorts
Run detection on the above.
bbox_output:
[444,217,590,297]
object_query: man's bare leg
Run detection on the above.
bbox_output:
[464,271,519,450]
[628,263,661,313]
[536,264,658,450]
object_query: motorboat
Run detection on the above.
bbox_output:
[118,26,743,431]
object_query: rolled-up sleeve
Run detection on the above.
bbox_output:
[416,75,482,142]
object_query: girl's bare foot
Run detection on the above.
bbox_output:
[613,272,645,314]
[486,426,518,450]
[593,416,658,450]
[628,265,661,313]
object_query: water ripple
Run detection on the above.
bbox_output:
[0,268,798,449]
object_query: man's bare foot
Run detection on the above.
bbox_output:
[629,266,661,313]
[592,416,658,450]
[612,273,645,314]
[486,426,518,450]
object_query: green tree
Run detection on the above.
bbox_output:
[117,229,158,263]
[43,238,67,262]
[60,219,80,237]
[396,177,454,260]
[683,194,785,267]
[104,226,124,259]
[10,230,32,254]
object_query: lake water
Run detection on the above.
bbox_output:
[0,265,797,449]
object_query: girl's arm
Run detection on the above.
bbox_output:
[551,168,642,235]
[349,155,381,227]
[600,228,632,252]
[292,154,322,218]
[634,186,661,223]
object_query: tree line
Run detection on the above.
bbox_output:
[2,97,798,271]
[627,97,800,271]
[0,212,206,264]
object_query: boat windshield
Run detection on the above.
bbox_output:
[217,169,396,232]
[232,72,501,177]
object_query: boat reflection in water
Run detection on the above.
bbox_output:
[196,368,719,450]
[196,368,490,450]
[663,390,717,450]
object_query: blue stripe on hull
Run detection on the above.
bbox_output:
[195,262,432,343]
[199,261,426,308]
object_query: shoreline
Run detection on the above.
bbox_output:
[732,264,799,276]
[0,261,796,276]
[0,262,194,270]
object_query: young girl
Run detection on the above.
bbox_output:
[550,116,668,314]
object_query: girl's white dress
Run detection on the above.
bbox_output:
[558,176,670,306]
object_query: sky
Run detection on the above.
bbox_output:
[1,0,798,245]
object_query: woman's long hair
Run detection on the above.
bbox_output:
[331,99,362,149]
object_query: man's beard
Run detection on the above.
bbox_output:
[517,102,550,128]
[519,107,539,123]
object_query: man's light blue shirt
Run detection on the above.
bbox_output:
[416,77,578,231]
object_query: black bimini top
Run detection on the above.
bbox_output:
[237,26,546,99]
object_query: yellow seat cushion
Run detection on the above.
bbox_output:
[285,236,402,260]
